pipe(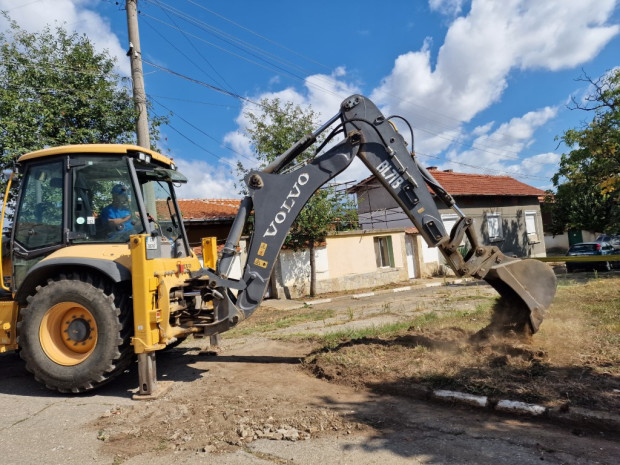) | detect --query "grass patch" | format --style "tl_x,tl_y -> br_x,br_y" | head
304,276 -> 620,411
224,307 -> 335,338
